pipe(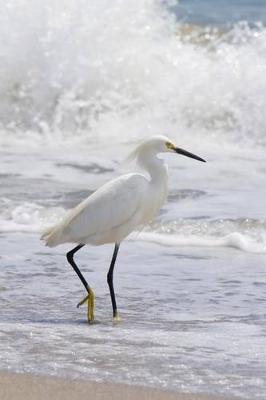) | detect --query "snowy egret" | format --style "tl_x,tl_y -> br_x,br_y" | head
41,135 -> 205,322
